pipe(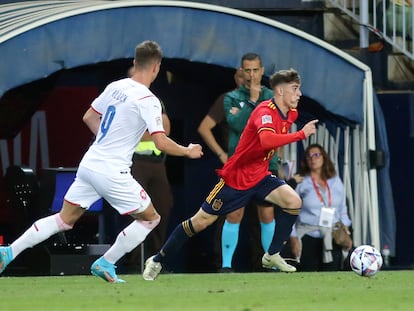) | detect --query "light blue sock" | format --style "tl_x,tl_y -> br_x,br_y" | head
221,220 -> 240,268
260,220 -> 276,253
